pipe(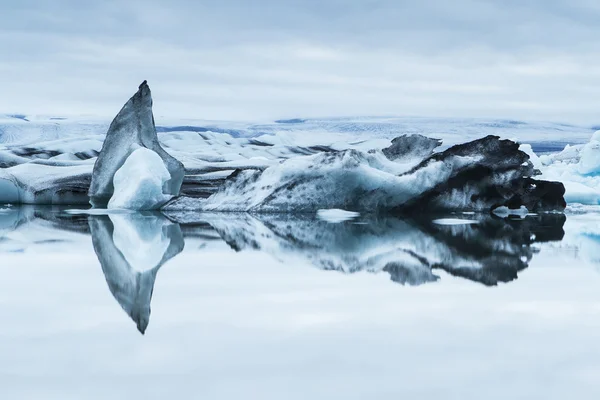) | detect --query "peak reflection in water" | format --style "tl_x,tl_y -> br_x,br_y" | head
88,213 -> 184,334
